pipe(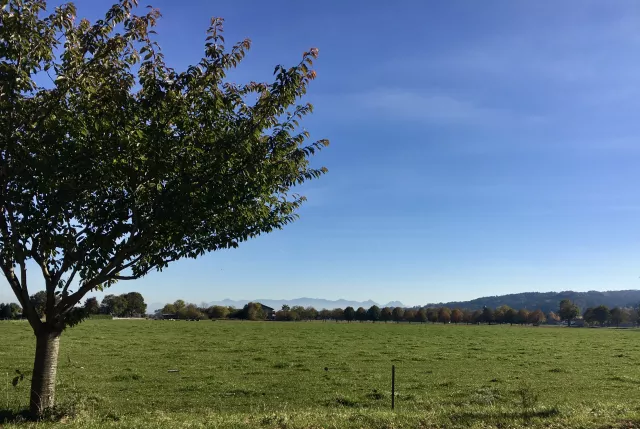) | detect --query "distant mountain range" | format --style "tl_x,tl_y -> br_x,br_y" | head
147,290 -> 640,315
425,290 -> 640,314
147,298 -> 405,313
